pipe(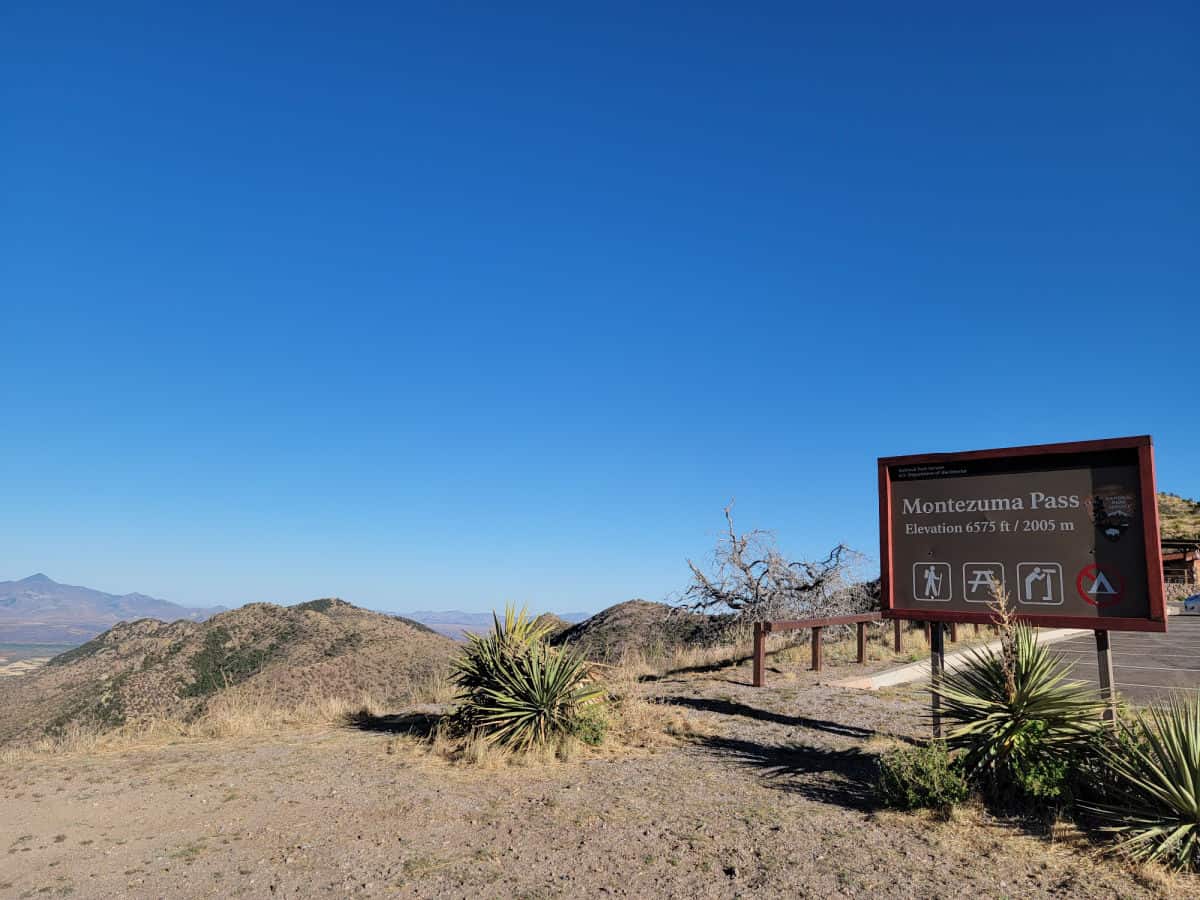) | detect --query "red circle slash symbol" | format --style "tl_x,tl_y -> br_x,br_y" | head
1075,564 -> 1125,608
